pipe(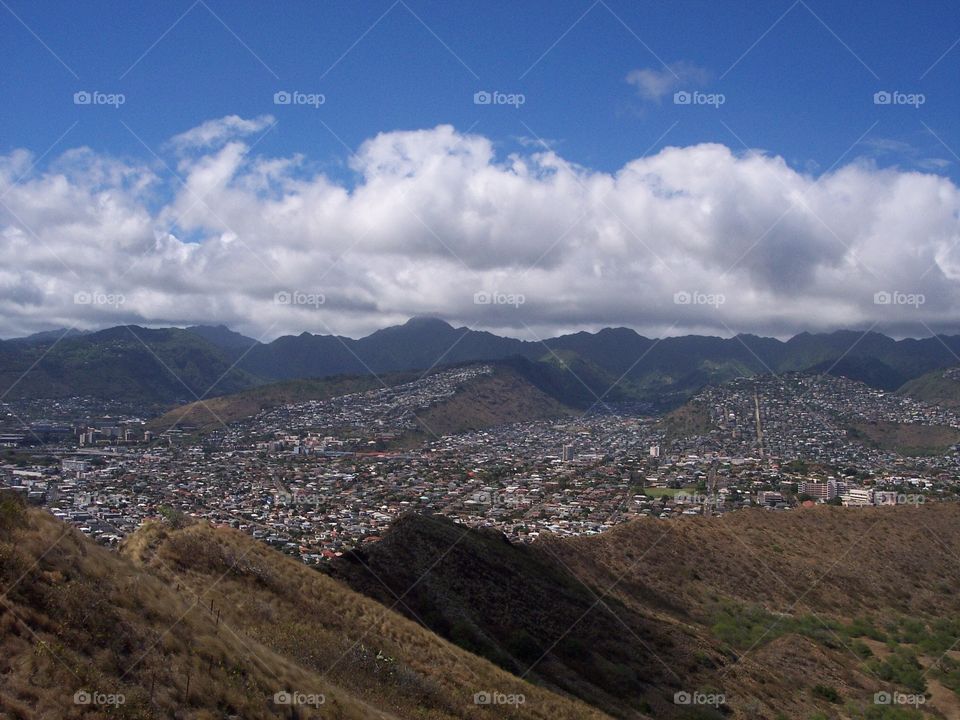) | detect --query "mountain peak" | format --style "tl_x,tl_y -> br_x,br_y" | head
403,316 -> 454,330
